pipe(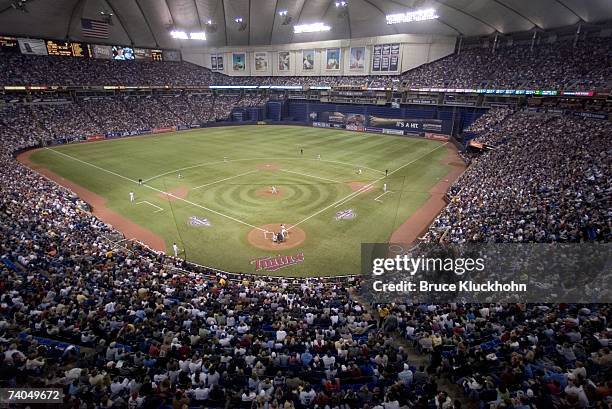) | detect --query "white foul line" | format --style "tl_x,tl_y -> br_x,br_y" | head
374,191 -> 393,202
193,170 -> 258,190
44,148 -> 267,232
136,201 -> 164,213
289,142 -> 448,230
278,169 -> 342,184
